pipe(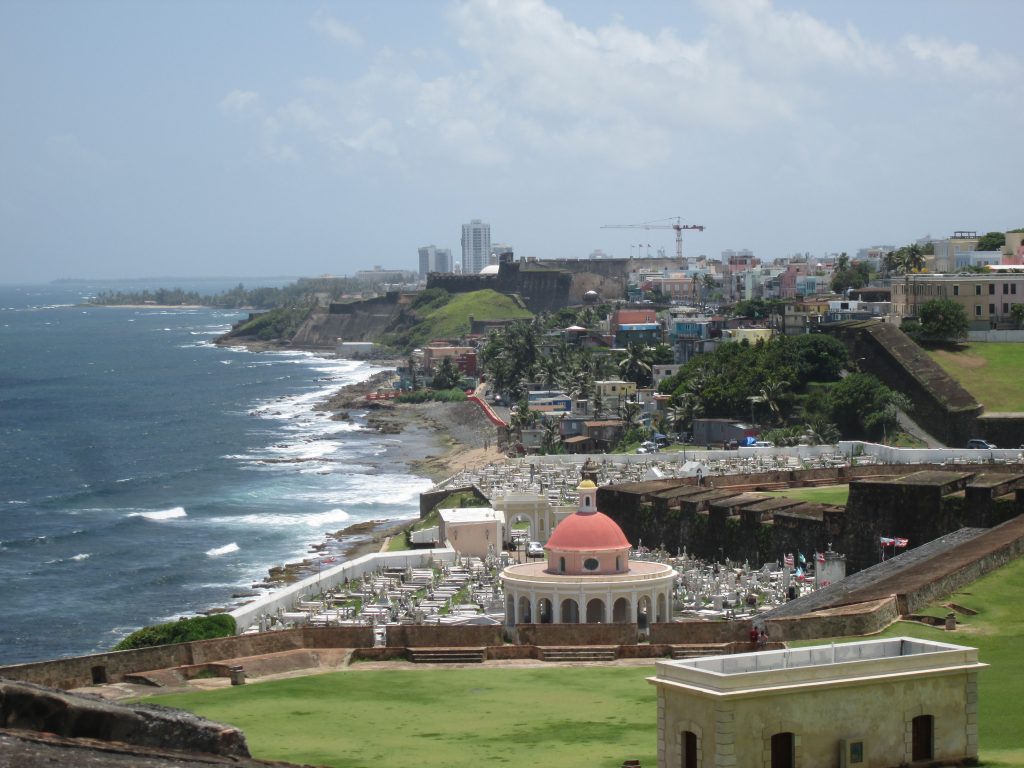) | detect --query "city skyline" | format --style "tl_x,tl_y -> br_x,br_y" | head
2,1 -> 1022,283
